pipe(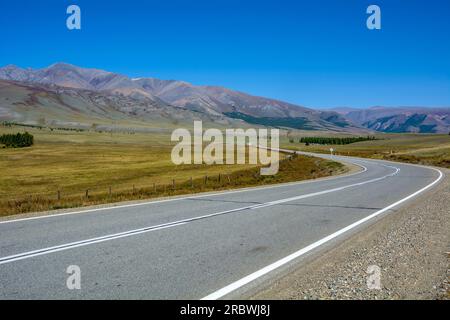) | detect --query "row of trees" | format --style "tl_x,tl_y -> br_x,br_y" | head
0,132 -> 34,148
300,136 -> 377,145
